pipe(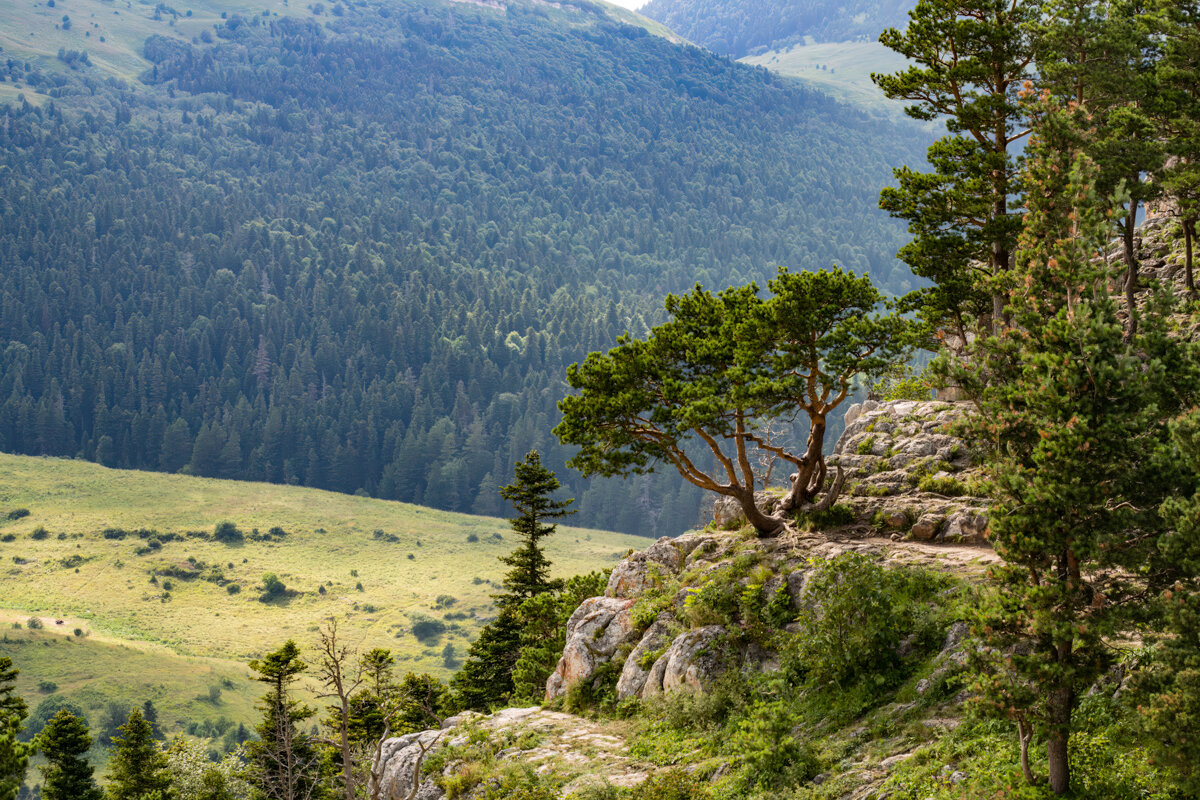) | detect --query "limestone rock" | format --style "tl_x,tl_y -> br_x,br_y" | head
373,729 -> 447,800
642,626 -> 726,697
943,511 -> 988,544
616,617 -> 674,700
546,597 -> 638,699
711,492 -> 774,530
607,537 -> 686,598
